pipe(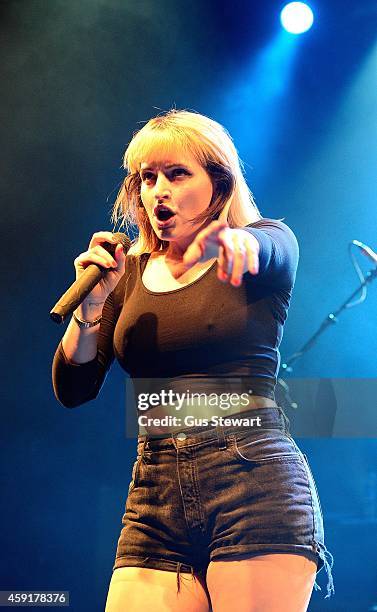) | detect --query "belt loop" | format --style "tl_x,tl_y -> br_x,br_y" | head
171,433 -> 178,451
216,425 -> 227,450
278,406 -> 291,435
141,438 -> 147,458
